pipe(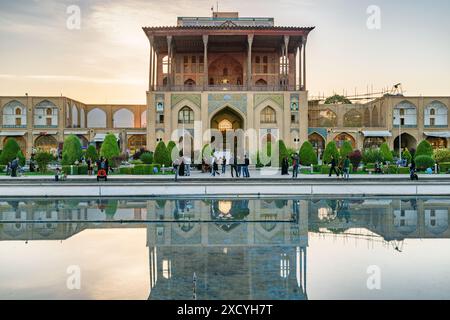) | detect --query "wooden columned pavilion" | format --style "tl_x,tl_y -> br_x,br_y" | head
143,23 -> 314,92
